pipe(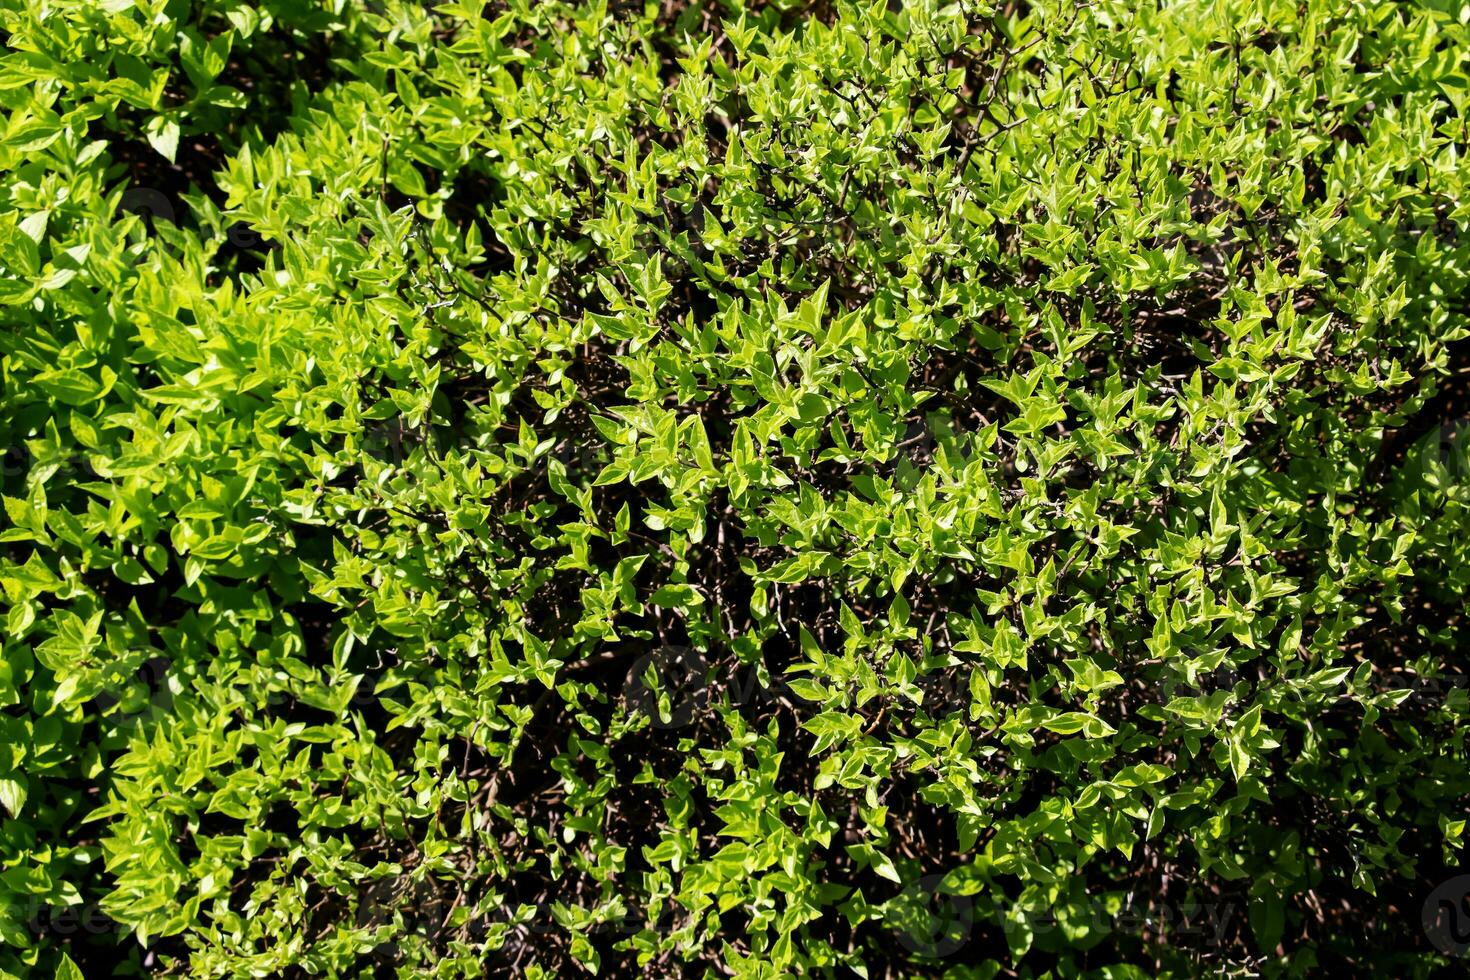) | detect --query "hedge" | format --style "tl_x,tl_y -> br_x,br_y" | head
2,0 -> 1469,977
